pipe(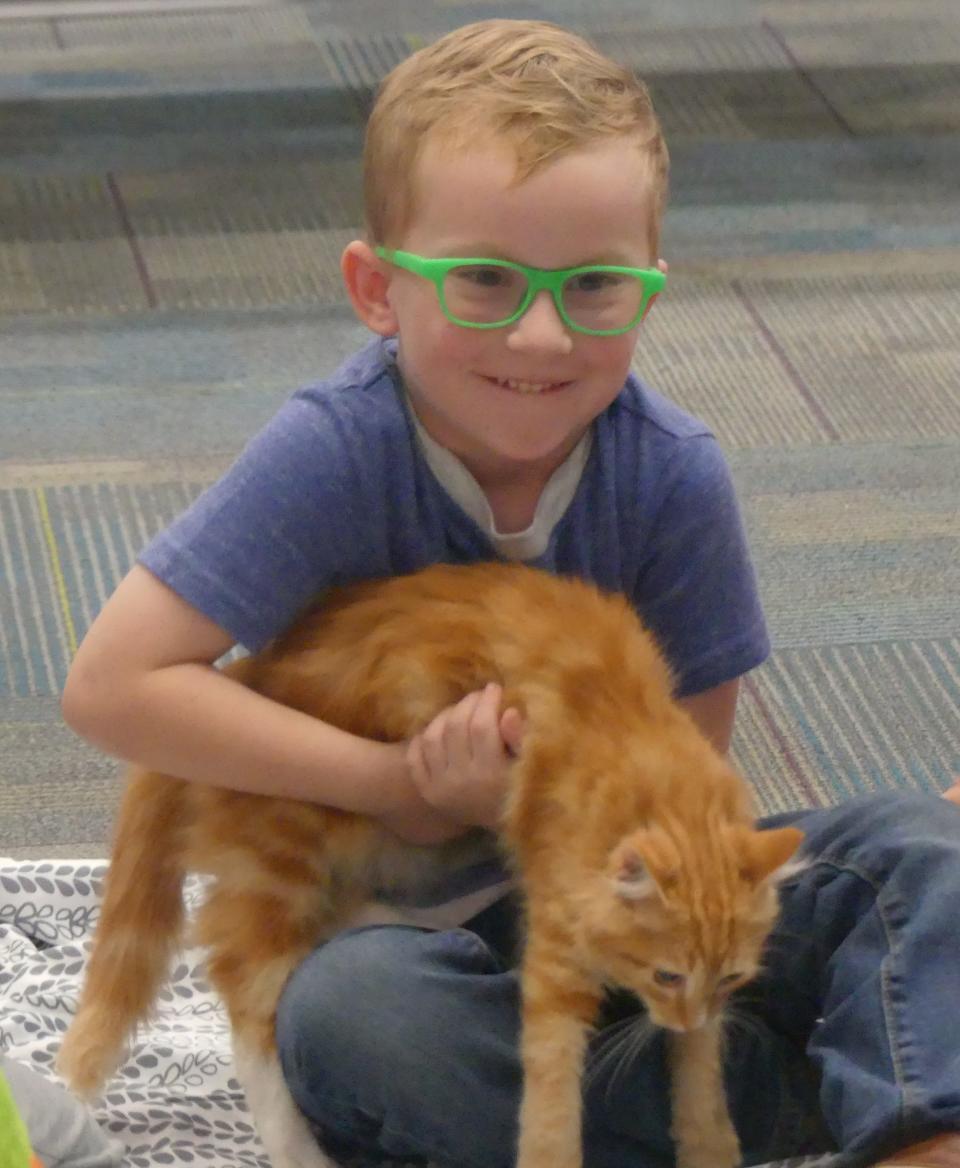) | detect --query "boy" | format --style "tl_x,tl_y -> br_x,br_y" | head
62,20 -> 960,1168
